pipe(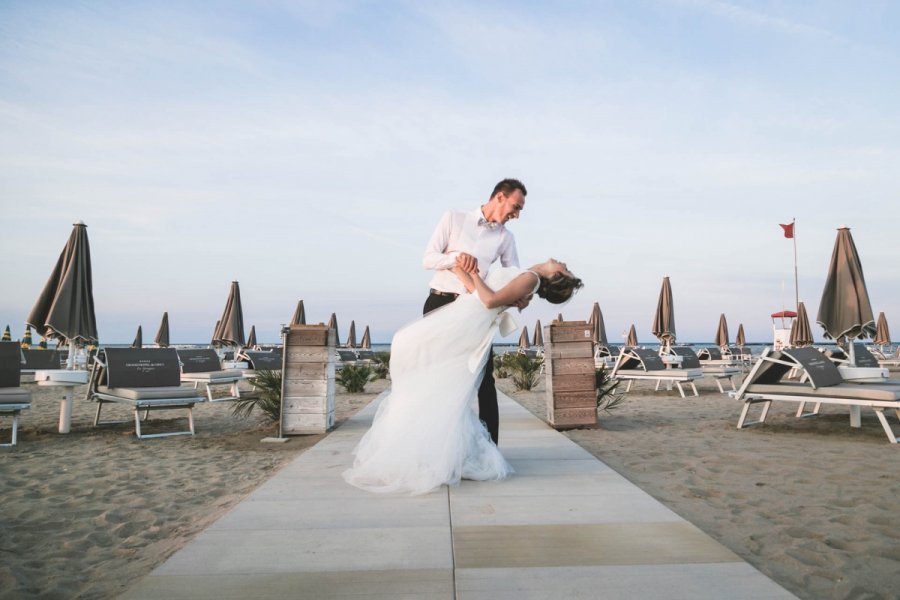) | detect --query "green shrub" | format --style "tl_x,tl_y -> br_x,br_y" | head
371,351 -> 391,379
505,352 -> 543,391
493,353 -> 511,379
337,363 -> 376,393
231,369 -> 282,422
596,366 -> 625,411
